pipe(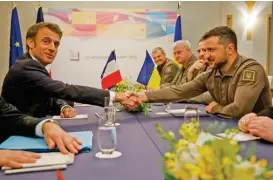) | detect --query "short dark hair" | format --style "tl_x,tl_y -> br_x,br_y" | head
198,37 -> 205,43
202,26 -> 237,51
26,22 -> 63,51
